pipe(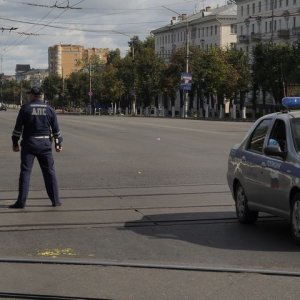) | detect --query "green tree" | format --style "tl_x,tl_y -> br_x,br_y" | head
42,75 -> 63,107
224,47 -> 251,116
65,71 -> 89,108
190,46 -> 229,116
134,38 -> 165,109
252,42 -> 296,107
101,64 -> 125,113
